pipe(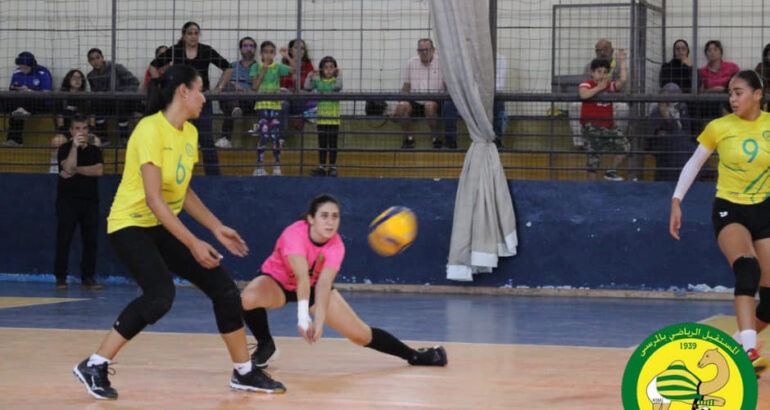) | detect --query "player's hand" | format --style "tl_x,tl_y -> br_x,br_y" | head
189,239 -> 222,269
298,319 -> 314,344
213,225 -> 249,257
669,199 -> 682,240
311,320 -> 324,343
